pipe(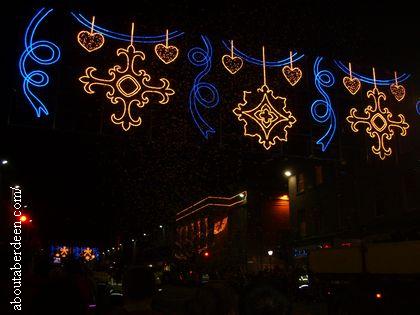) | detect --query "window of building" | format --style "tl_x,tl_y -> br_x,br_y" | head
315,165 -> 323,185
297,173 -> 305,193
